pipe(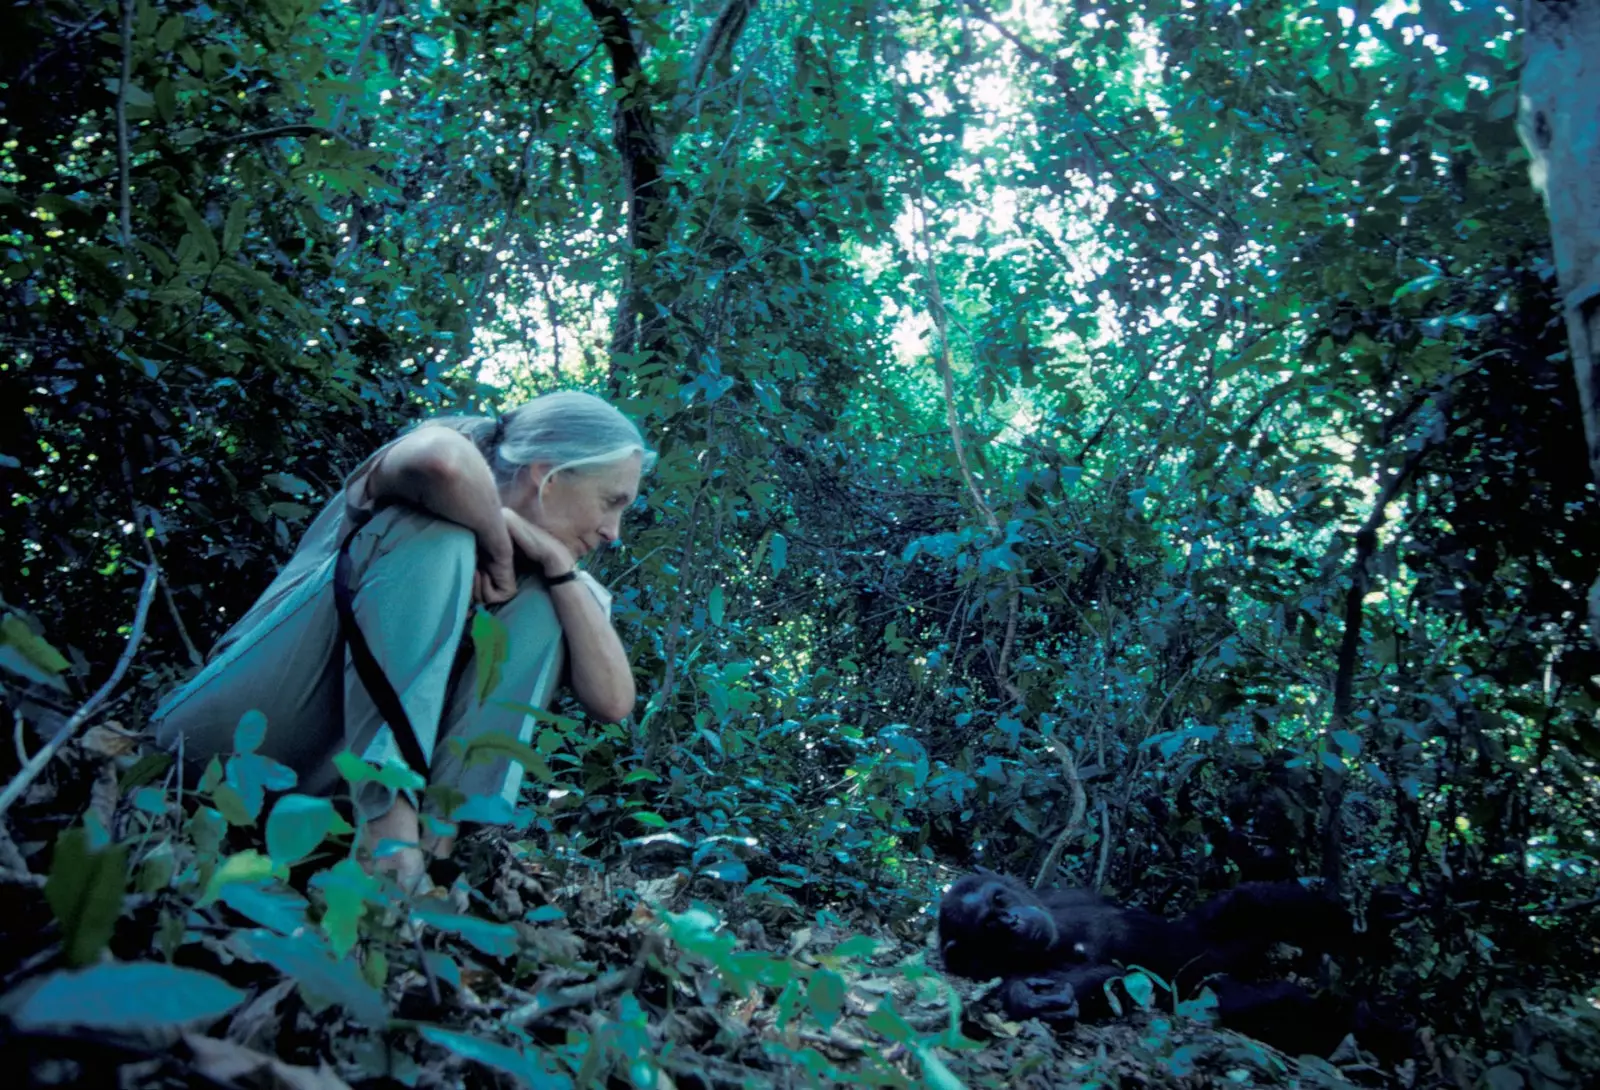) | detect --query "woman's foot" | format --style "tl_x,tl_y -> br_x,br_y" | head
360,797 -> 456,894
